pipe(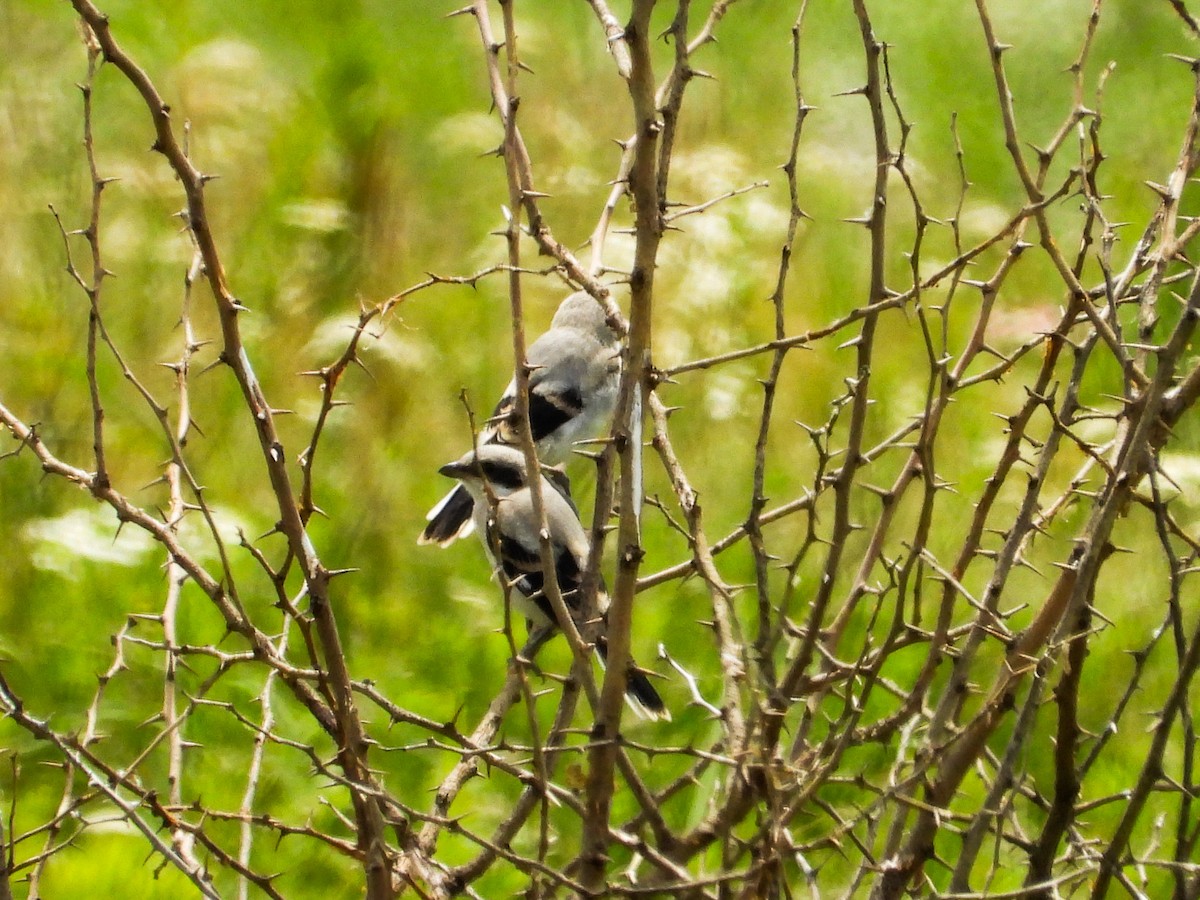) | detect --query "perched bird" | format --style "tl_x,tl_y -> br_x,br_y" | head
420,291 -> 621,547
439,444 -> 668,720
